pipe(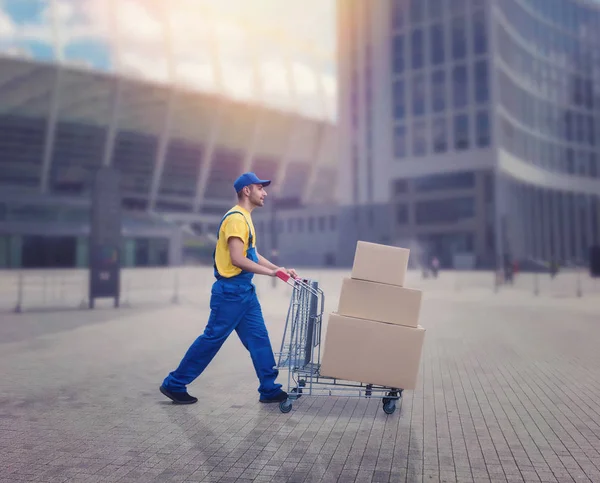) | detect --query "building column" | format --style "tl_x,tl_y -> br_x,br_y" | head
573,192 -> 583,264
534,186 -> 544,261
241,30 -> 265,174
149,7 -> 176,211
9,235 -> 22,268
102,0 -> 122,168
76,236 -> 88,268
303,63 -> 333,203
193,19 -> 225,212
591,196 -> 600,245
0,236 -> 8,268
40,0 -> 64,194
545,188 -> 555,263
562,190 -> 572,264
587,195 -> 595,256
148,90 -> 176,211
273,52 -> 300,192
551,190 -> 561,264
